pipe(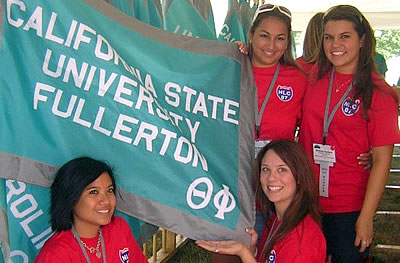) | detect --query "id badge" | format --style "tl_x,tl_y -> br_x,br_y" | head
255,140 -> 271,159
313,144 -> 336,163
313,144 -> 335,197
